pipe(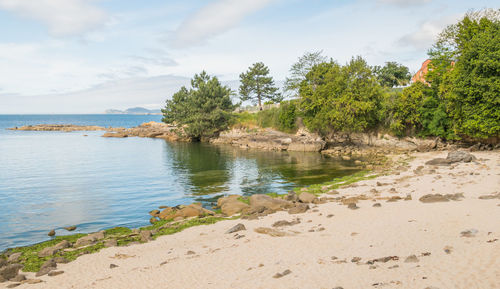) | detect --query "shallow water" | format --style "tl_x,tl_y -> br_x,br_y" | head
0,115 -> 359,250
